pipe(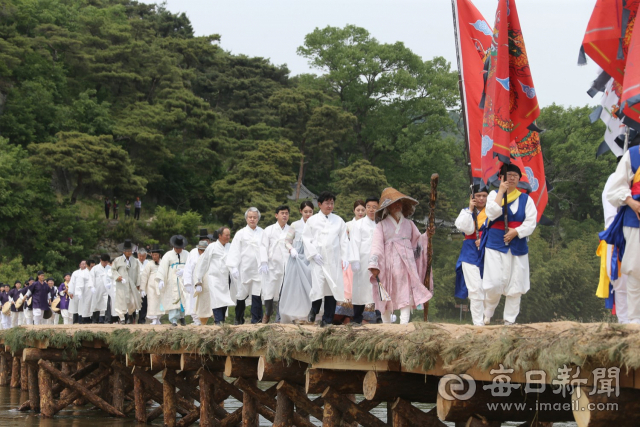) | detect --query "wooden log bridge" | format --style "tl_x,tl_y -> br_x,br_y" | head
0,322 -> 639,426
